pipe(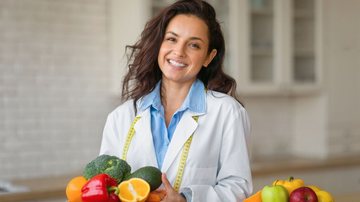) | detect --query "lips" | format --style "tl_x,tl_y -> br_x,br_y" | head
167,59 -> 187,68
